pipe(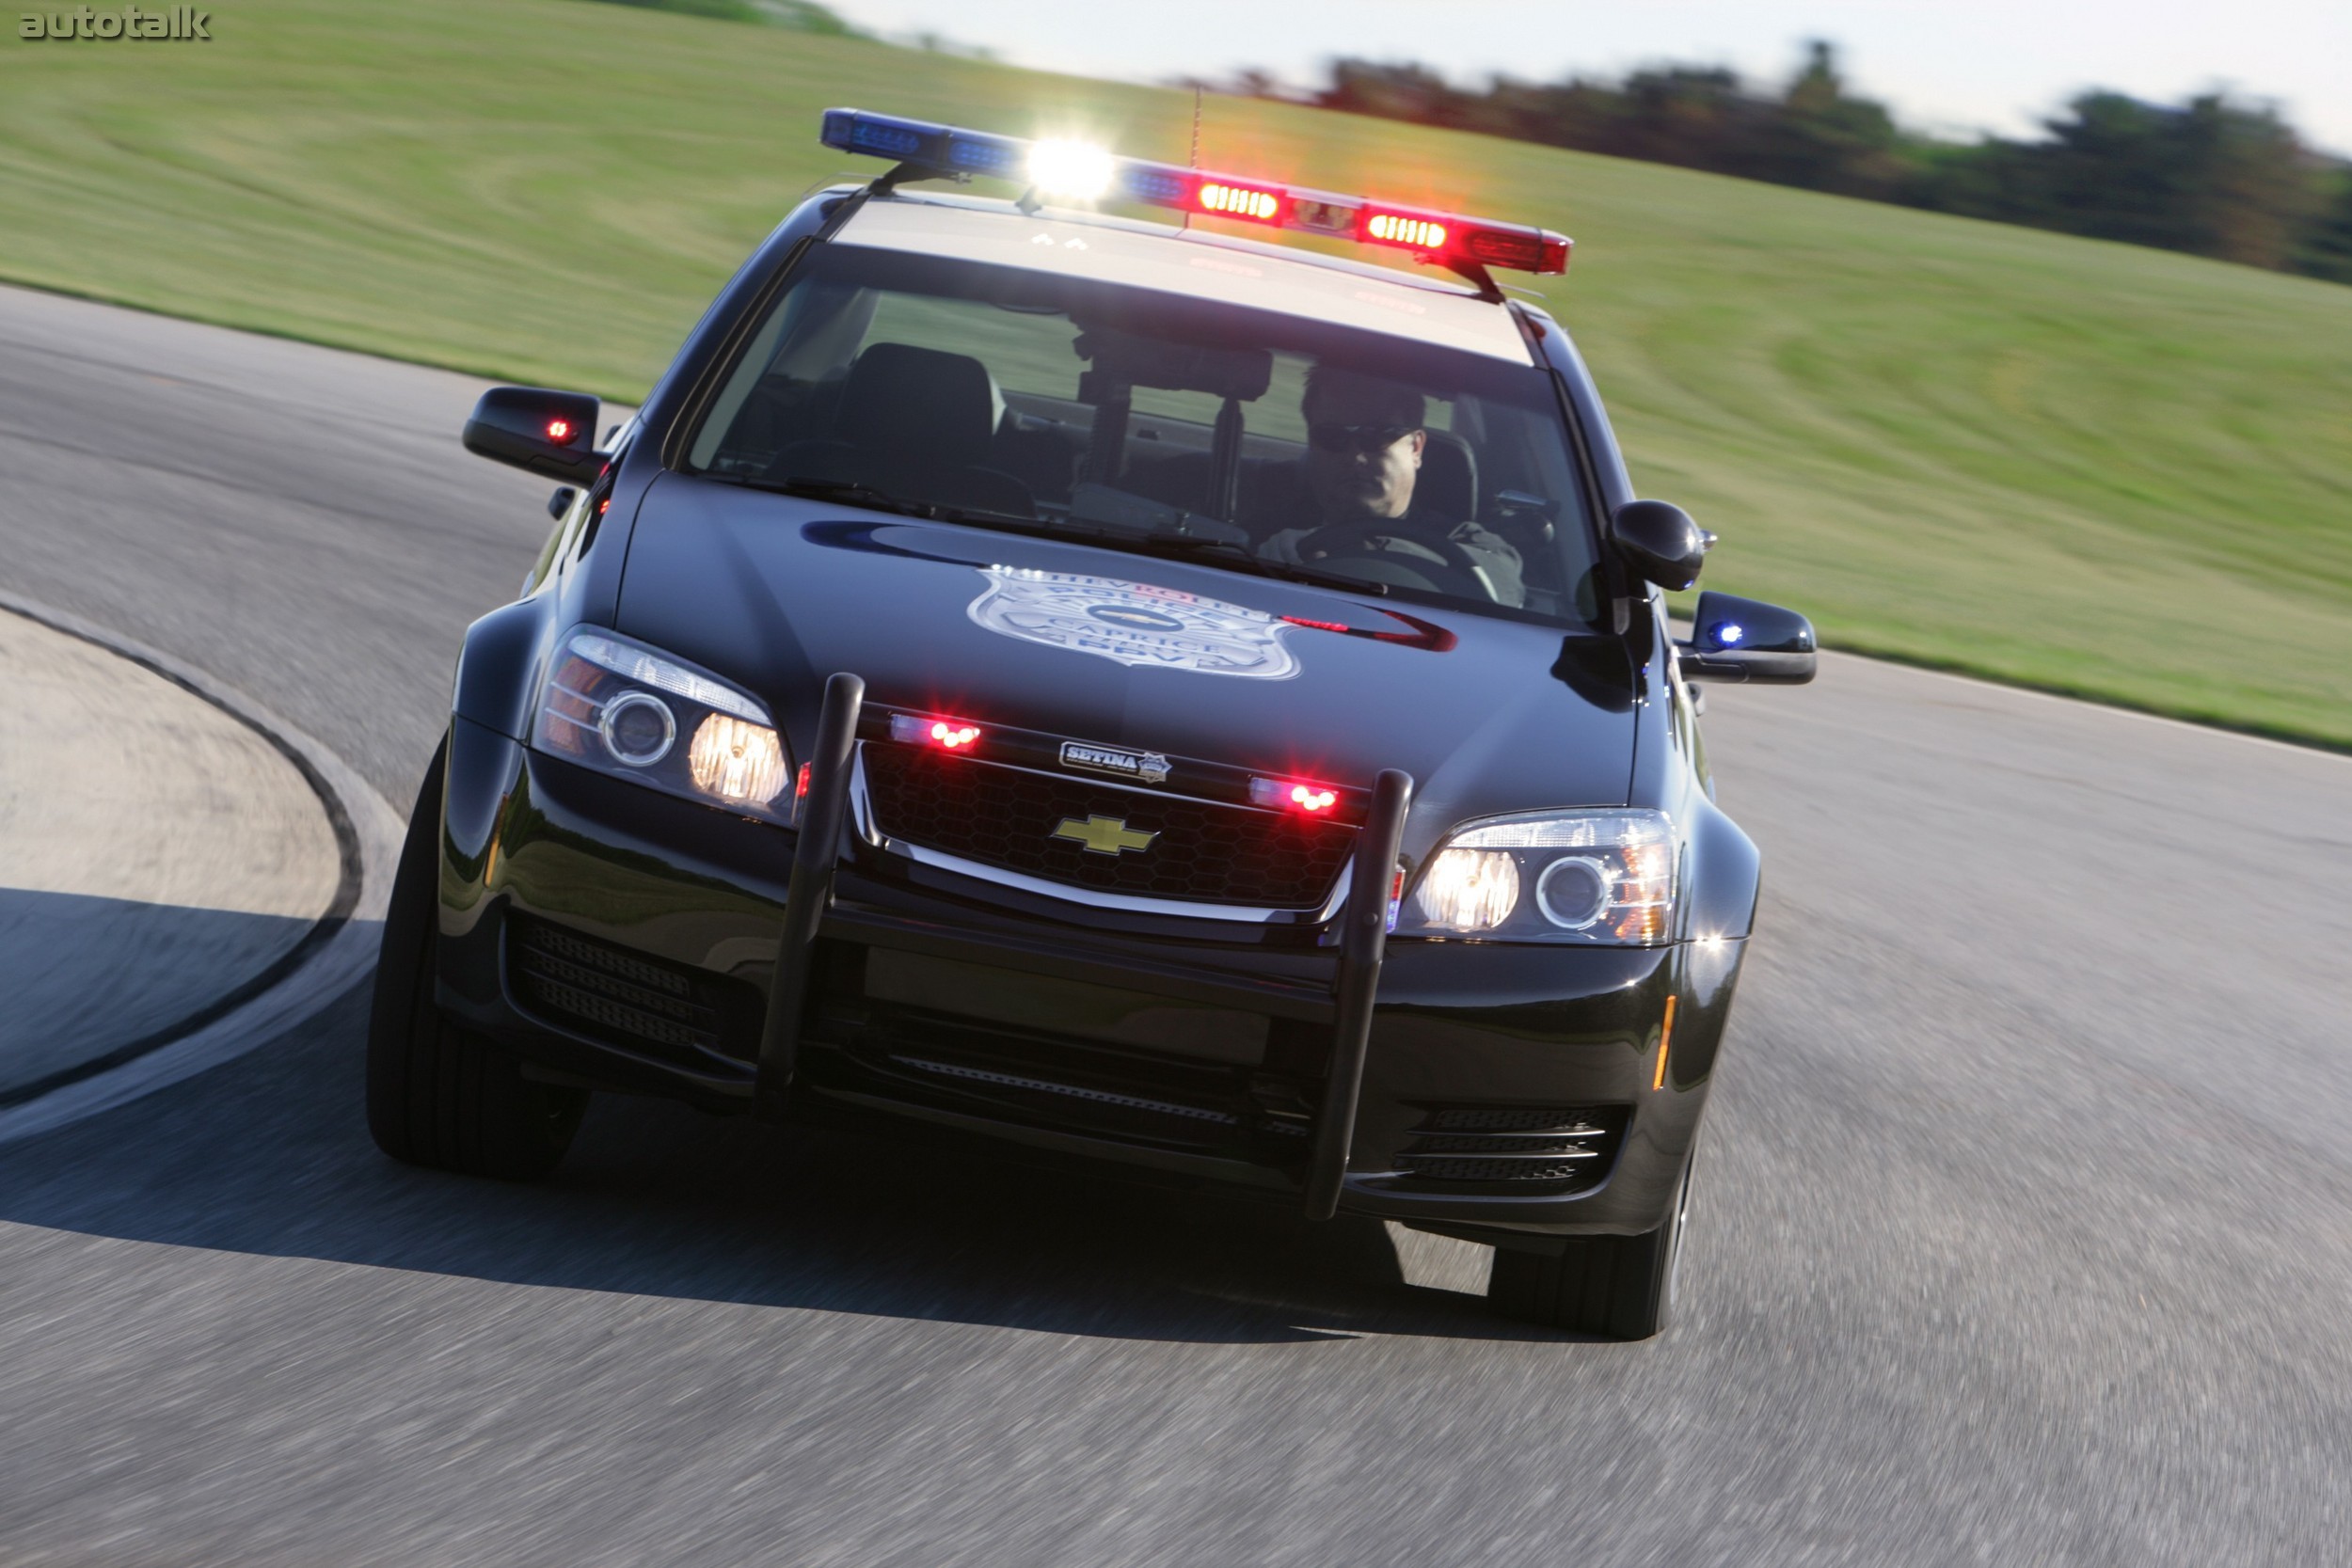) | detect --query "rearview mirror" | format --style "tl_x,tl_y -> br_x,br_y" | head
463,387 -> 604,485
1609,500 -> 1710,591
1677,592 -> 1816,685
